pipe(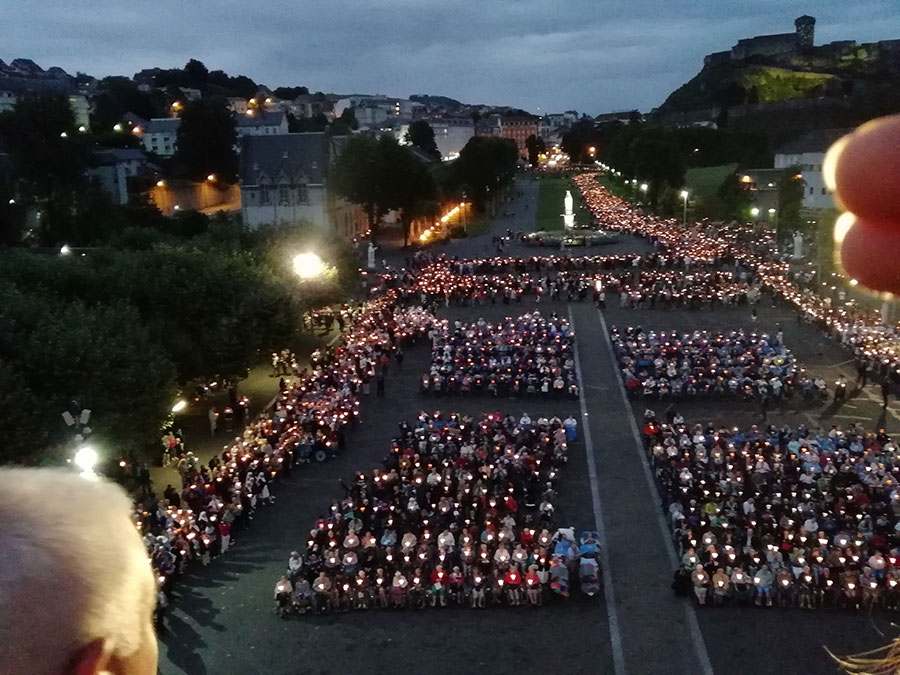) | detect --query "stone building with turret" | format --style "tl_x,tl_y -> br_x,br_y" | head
705,15 -> 816,66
